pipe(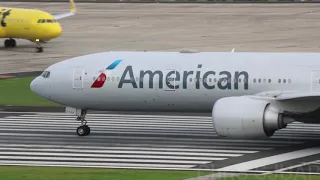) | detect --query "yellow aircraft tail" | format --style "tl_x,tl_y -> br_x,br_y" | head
54,0 -> 77,20
70,0 -> 76,13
